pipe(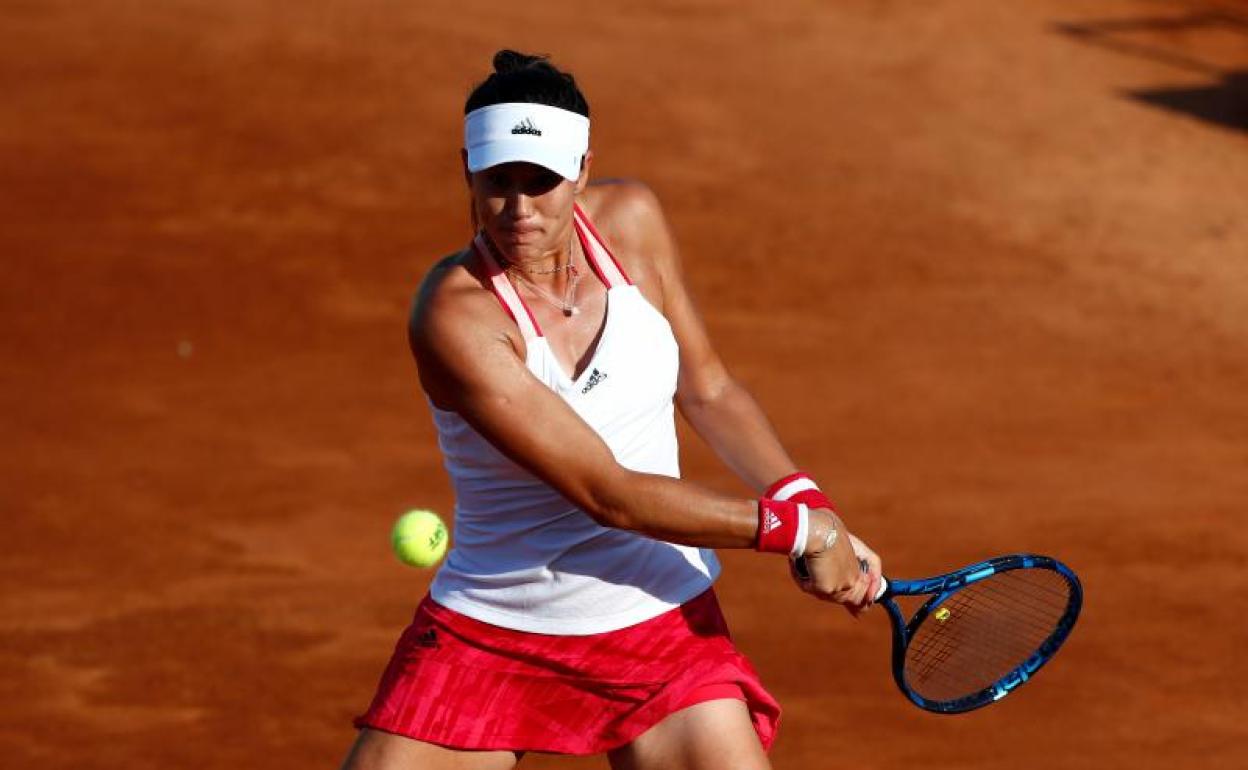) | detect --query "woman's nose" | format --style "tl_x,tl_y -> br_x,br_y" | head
505,192 -> 533,218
